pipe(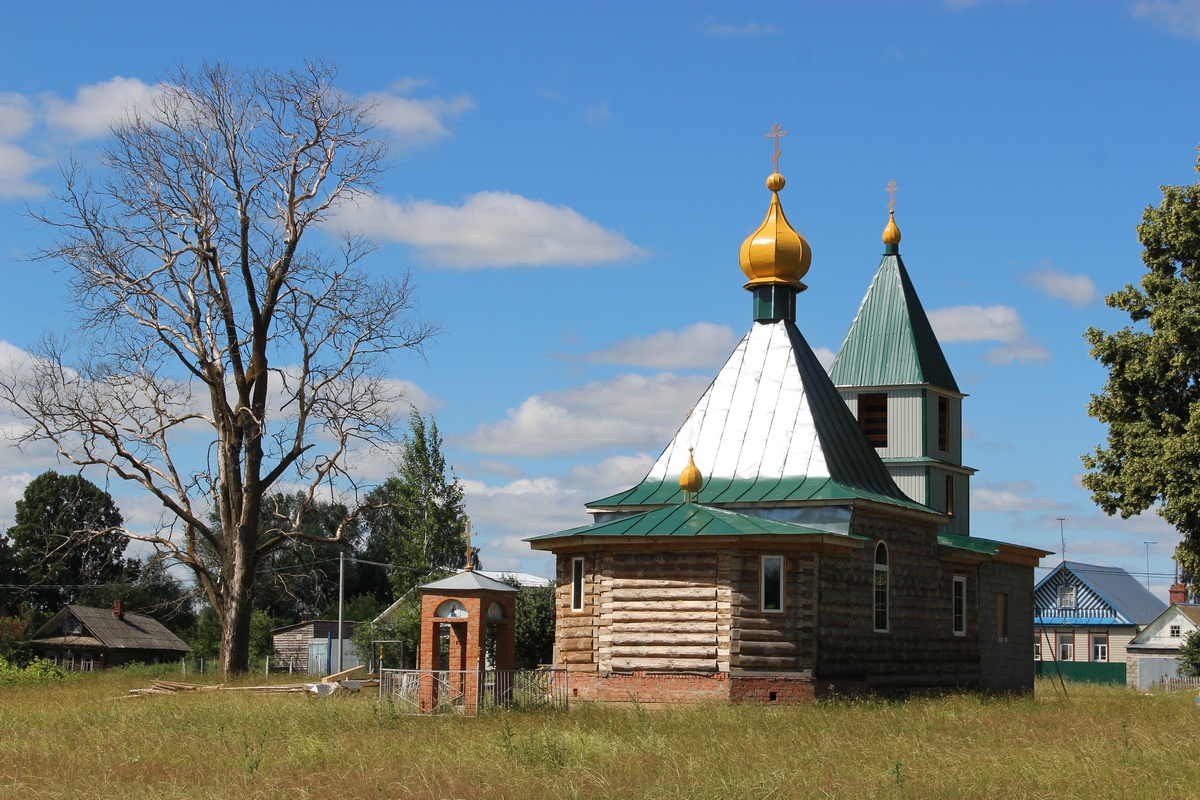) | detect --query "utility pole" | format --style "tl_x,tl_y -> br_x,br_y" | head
1057,518 -> 1068,564
337,552 -> 345,673
1144,542 -> 1157,590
